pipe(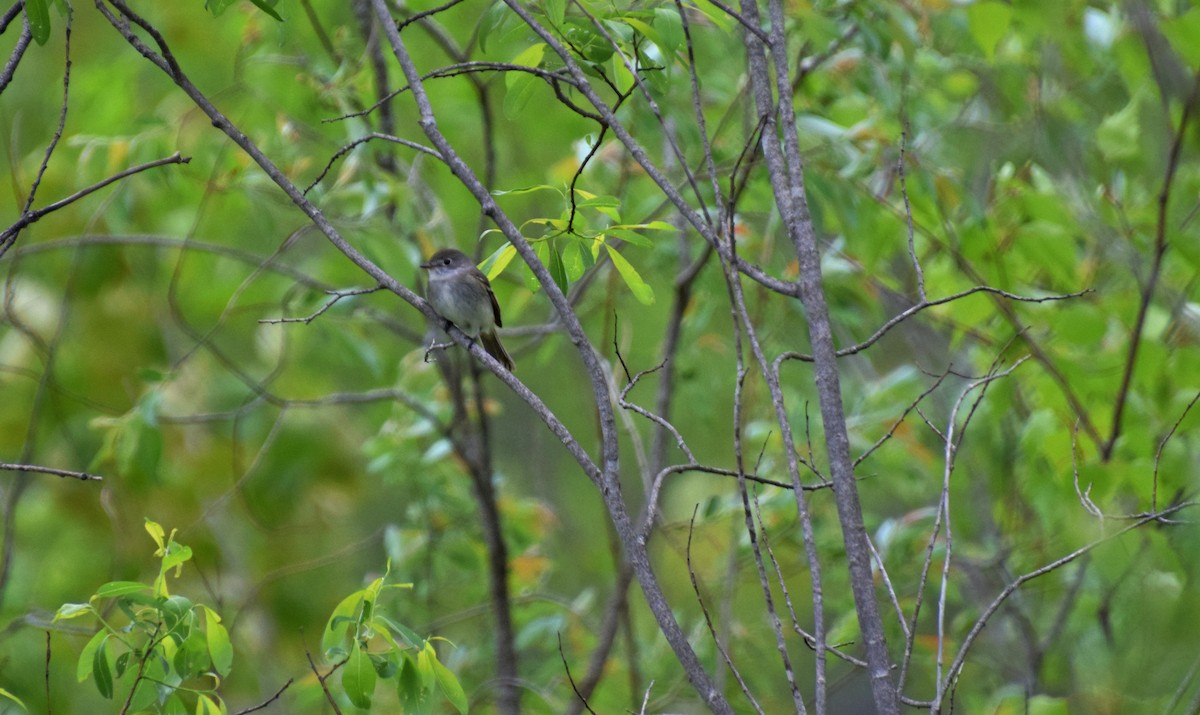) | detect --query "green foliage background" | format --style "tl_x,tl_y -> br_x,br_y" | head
1,0 -> 1199,712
